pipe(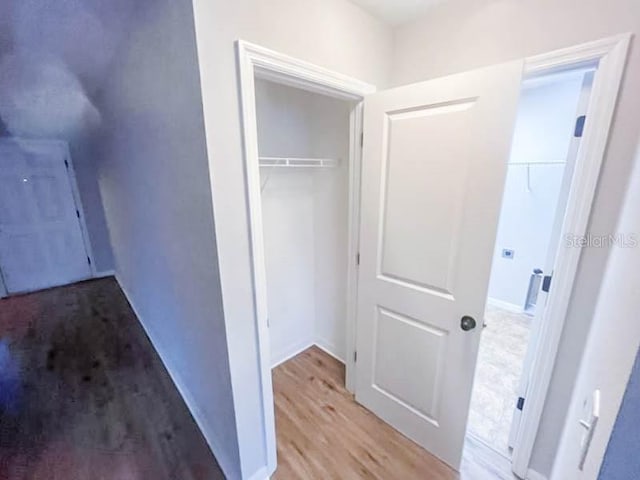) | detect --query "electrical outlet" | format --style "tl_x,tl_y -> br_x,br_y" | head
502,248 -> 515,259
